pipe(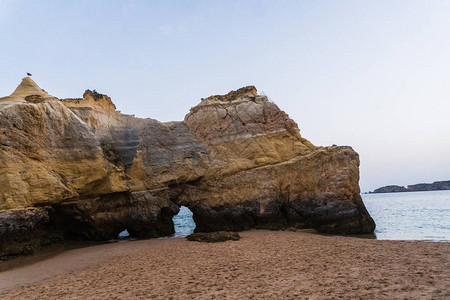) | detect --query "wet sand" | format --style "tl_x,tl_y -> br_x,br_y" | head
1,230 -> 449,299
